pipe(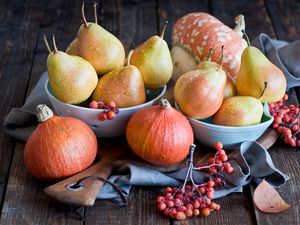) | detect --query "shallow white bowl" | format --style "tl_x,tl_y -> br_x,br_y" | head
175,102 -> 274,149
45,79 -> 166,137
